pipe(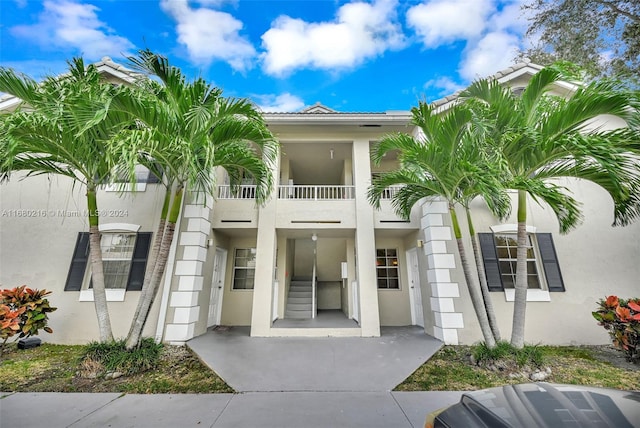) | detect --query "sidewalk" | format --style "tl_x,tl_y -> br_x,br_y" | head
1,391 -> 463,428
